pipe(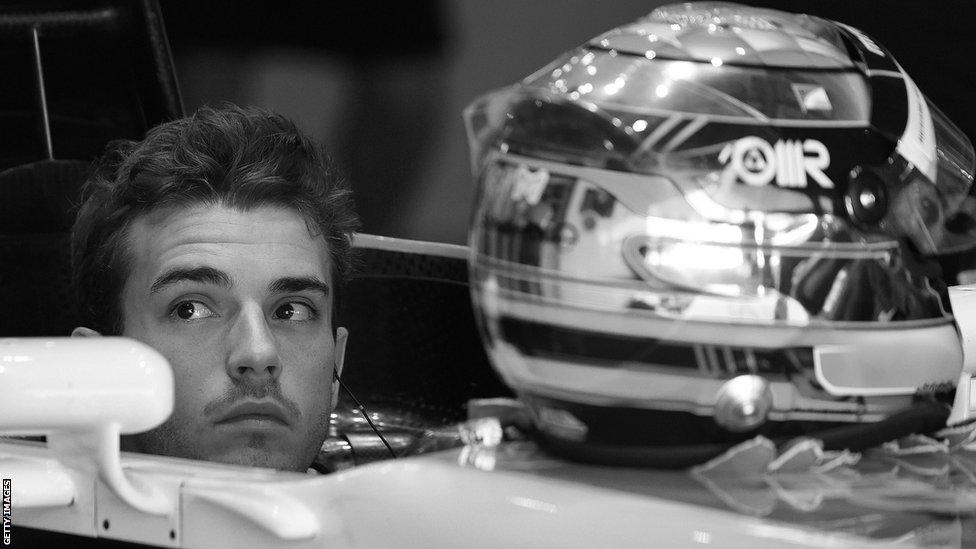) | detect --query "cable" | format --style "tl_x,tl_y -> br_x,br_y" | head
333,371 -> 397,459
